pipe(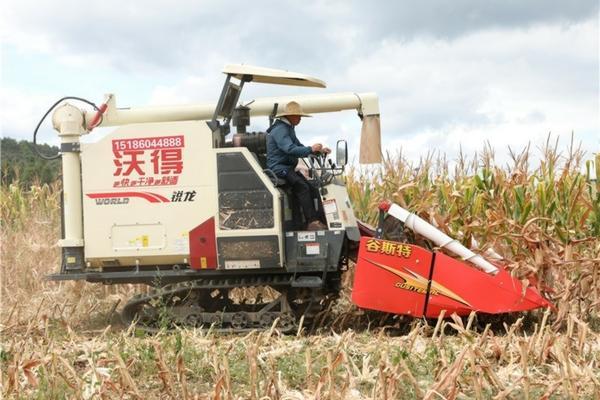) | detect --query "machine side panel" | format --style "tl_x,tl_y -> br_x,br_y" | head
214,148 -> 283,269
81,121 -> 217,267
284,230 -> 345,272
217,236 -> 280,269
217,152 -> 274,229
